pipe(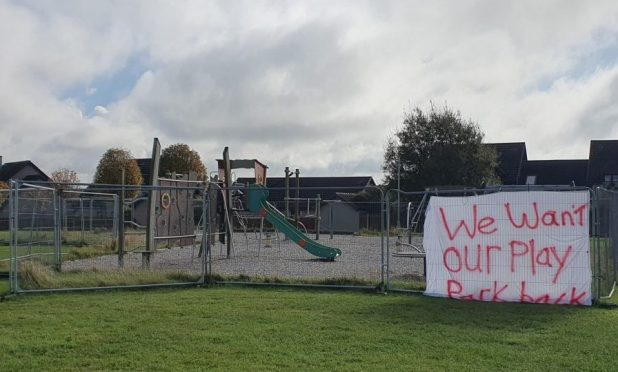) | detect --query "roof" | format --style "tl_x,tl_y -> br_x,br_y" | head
235,176 -> 376,202
524,160 -> 588,186
485,142 -> 527,185
587,140 -> 618,185
0,160 -> 50,182
216,159 -> 268,170
487,140 -> 618,187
